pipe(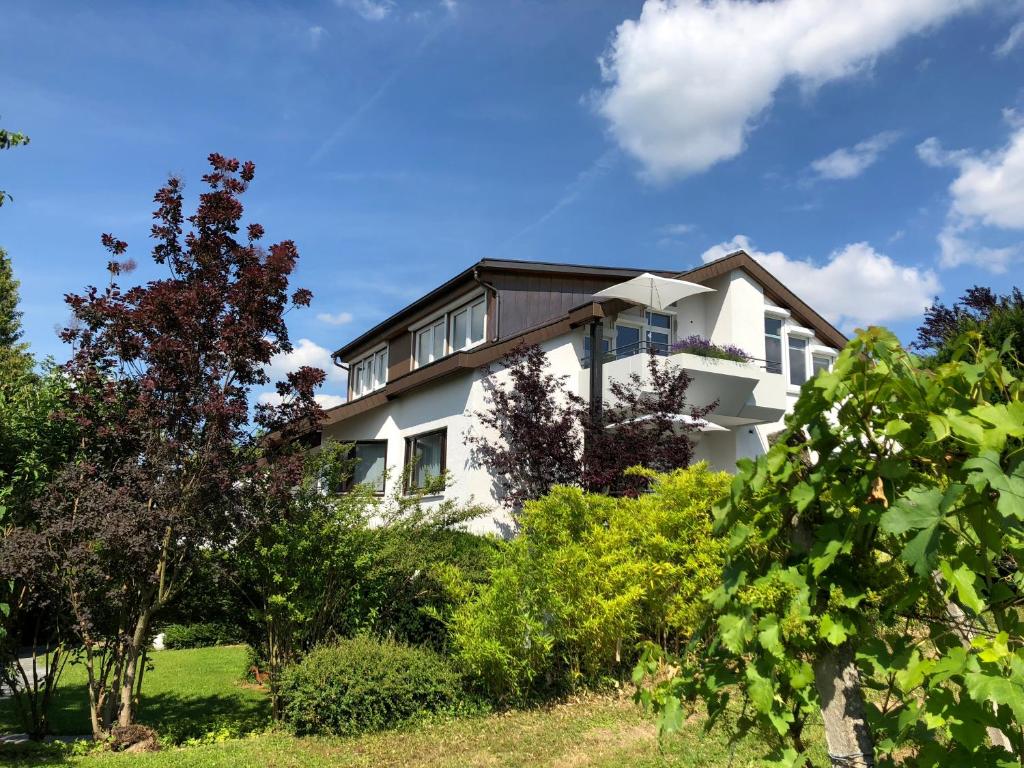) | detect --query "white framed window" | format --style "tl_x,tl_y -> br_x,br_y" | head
644,310 -> 672,354
415,317 -> 447,368
788,336 -> 808,386
764,316 -> 783,374
350,345 -> 389,398
449,296 -> 486,352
